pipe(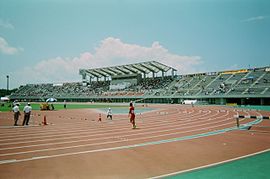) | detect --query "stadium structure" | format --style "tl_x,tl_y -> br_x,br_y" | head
9,61 -> 270,105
